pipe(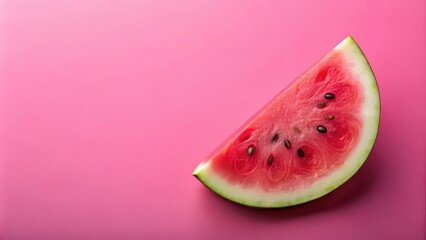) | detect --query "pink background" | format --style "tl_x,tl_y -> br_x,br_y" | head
0,0 -> 425,239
